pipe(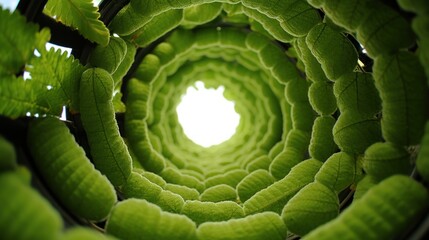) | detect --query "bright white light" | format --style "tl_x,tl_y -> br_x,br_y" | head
60,106 -> 67,120
0,0 -> 19,11
93,0 -> 102,6
176,81 -> 240,148
46,43 -> 72,57
23,71 -> 31,80
360,43 -> 367,54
